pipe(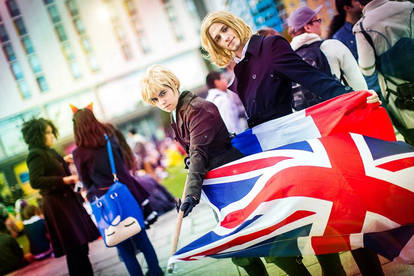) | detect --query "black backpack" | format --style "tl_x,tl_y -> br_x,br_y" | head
292,41 -> 335,111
